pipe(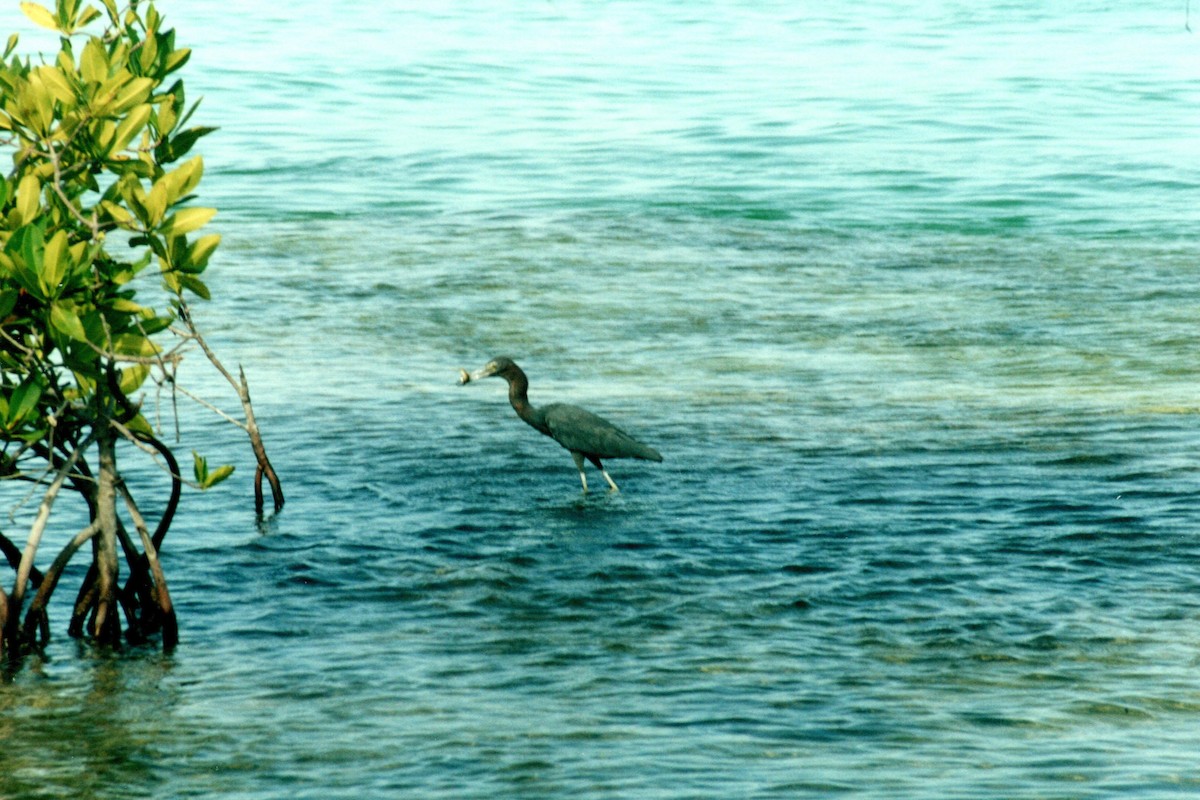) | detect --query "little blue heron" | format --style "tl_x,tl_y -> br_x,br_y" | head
459,357 -> 663,491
